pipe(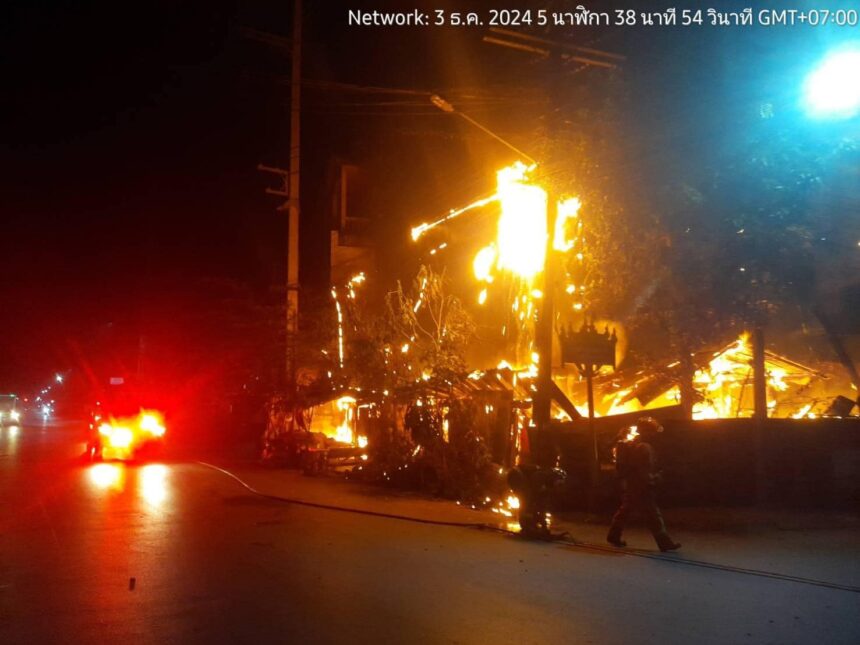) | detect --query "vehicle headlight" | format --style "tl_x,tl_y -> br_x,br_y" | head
107,427 -> 134,449
10,411 -> 20,422
139,413 -> 166,437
